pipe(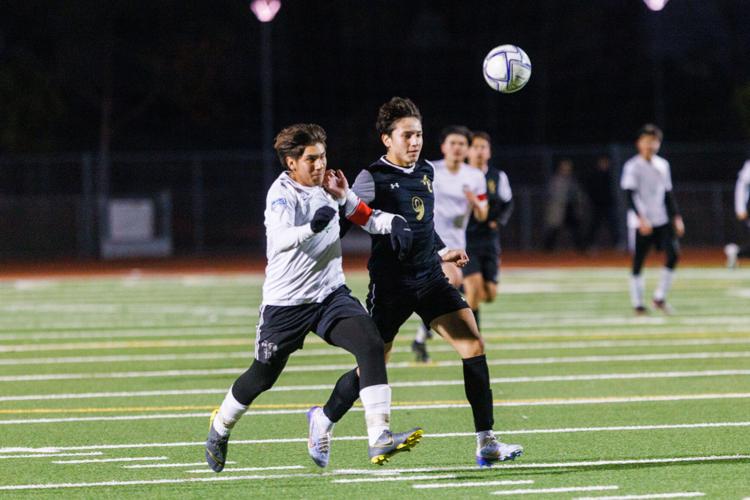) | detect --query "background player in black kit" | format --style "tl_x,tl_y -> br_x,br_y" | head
463,131 -> 514,331
319,97 -> 523,467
